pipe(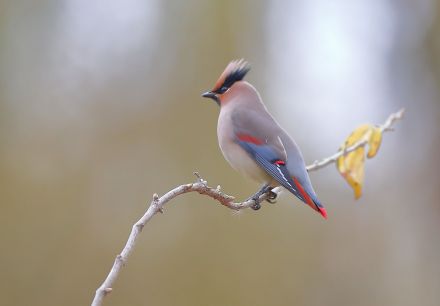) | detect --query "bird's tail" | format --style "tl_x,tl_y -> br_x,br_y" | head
291,177 -> 327,219
311,197 -> 327,219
